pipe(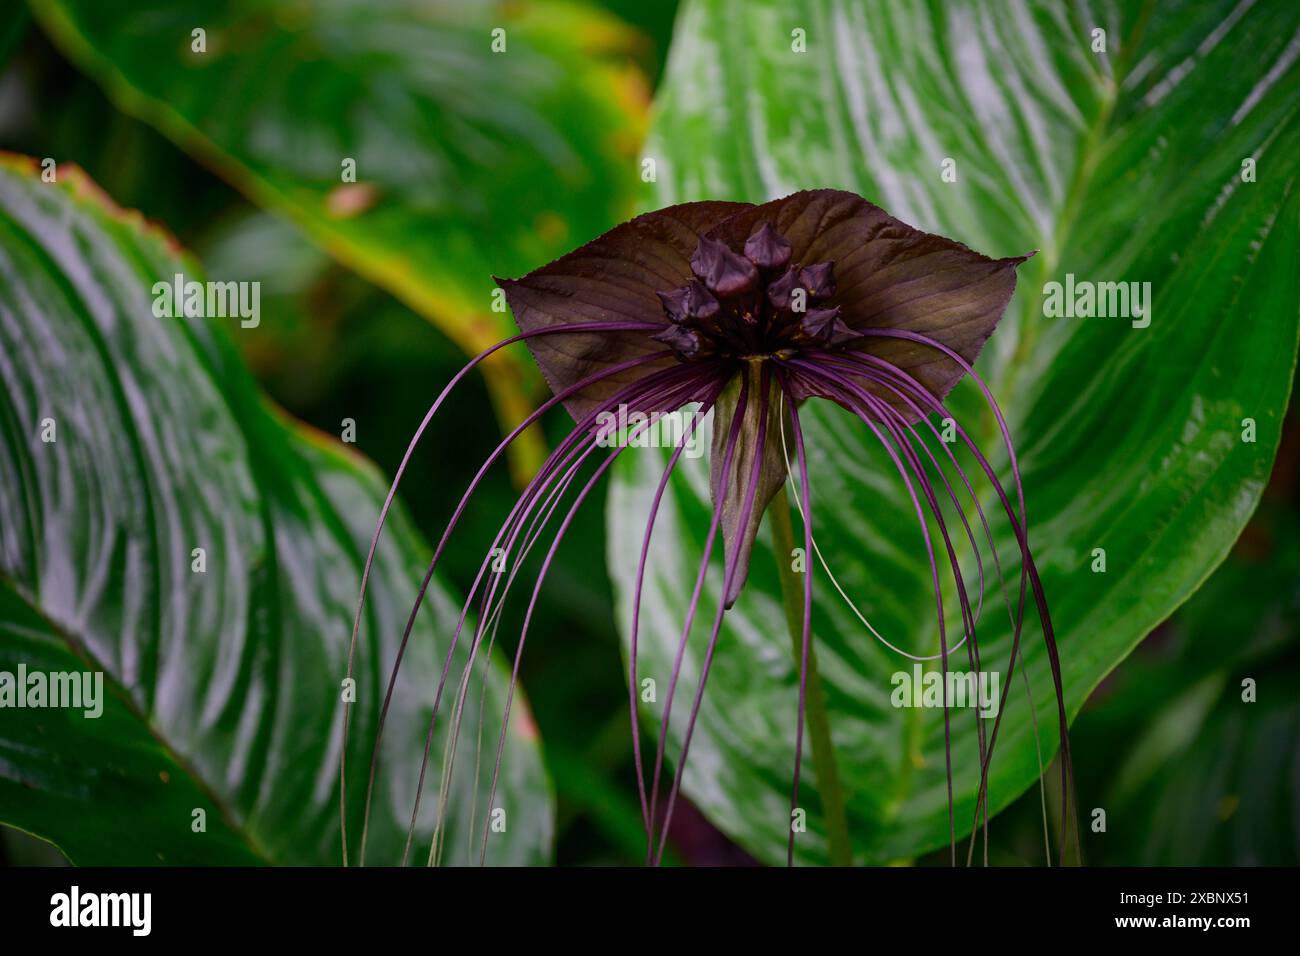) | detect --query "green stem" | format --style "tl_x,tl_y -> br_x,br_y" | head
769,482 -> 853,866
